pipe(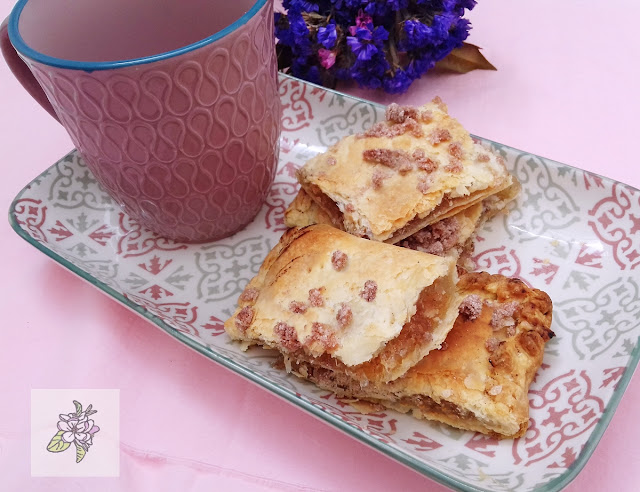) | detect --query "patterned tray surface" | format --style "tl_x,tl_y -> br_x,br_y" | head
10,74 -> 640,492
